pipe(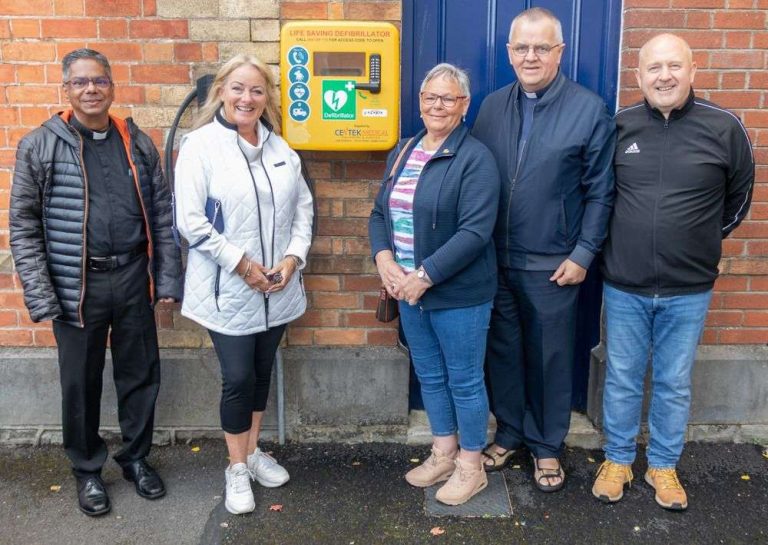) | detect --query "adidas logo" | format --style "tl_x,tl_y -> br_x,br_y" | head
624,142 -> 640,154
